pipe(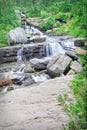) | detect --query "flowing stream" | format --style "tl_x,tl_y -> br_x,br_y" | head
1,16 -> 77,92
